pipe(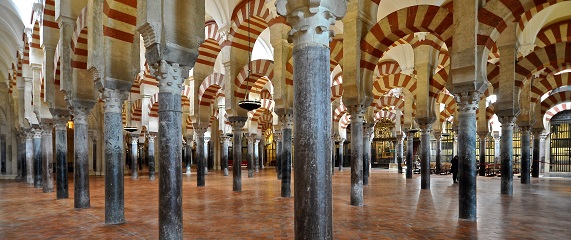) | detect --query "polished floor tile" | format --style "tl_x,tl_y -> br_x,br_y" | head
1,168 -> 571,239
